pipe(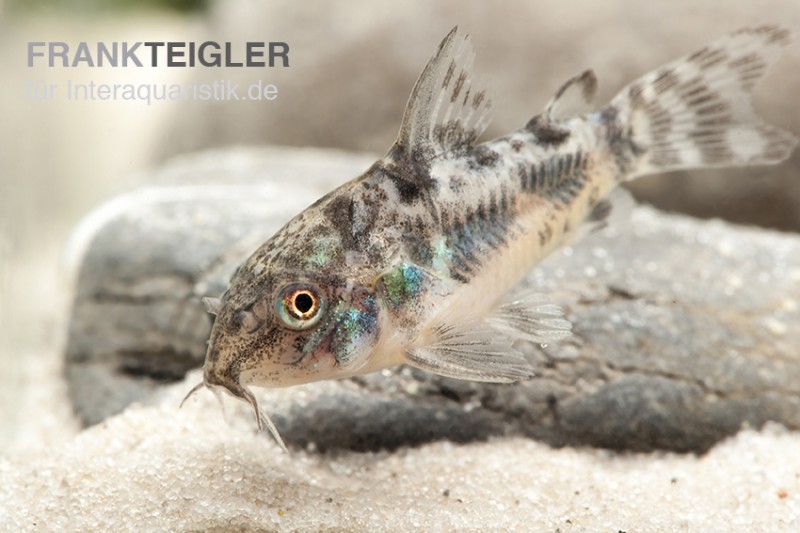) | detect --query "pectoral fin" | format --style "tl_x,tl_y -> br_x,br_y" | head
404,291 -> 572,382
406,323 -> 534,382
488,290 -> 573,343
202,296 -> 222,316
